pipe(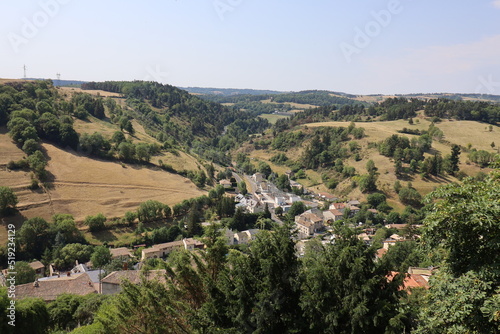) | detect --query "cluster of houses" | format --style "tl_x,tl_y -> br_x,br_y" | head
4,171 -> 432,302
234,172 -> 319,215
291,201 -> 377,240
140,228 -> 261,261
3,227 -> 264,302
